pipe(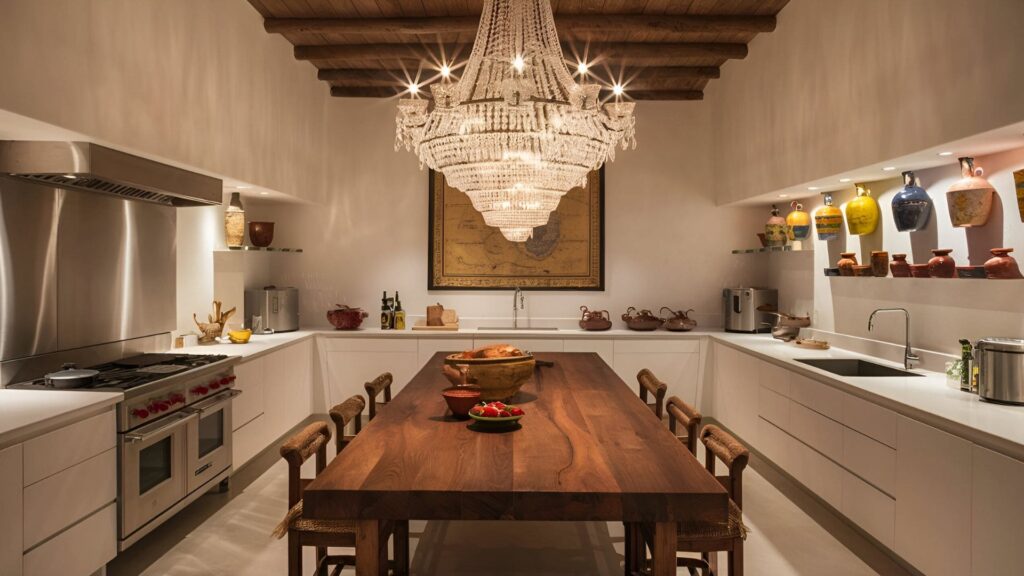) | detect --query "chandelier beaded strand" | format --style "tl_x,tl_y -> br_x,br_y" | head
395,0 -> 637,242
